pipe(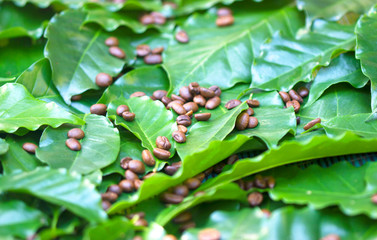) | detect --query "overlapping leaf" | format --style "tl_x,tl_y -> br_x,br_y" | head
83,217 -> 134,240
0,138 -> 9,155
